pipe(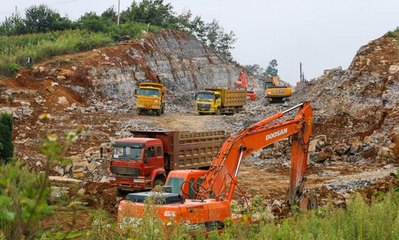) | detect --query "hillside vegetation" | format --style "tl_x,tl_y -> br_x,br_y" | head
0,31 -> 115,77
0,0 -> 236,78
385,27 -> 399,40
